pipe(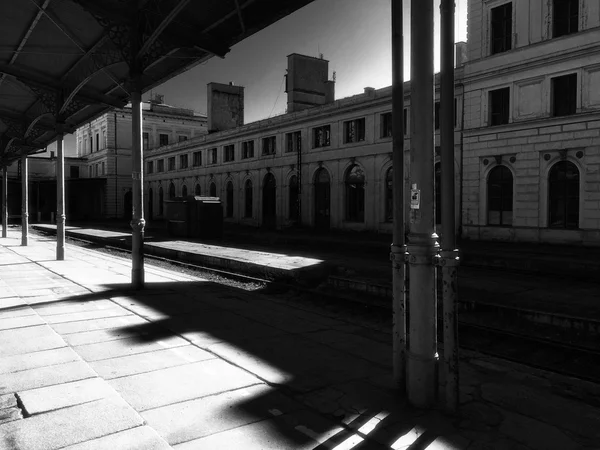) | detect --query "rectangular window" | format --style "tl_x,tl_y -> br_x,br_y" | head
180,154 -> 188,169
88,166 -> 92,177
70,166 -> 79,179
102,129 -> 106,149
193,151 -> 202,167
434,102 -> 441,130
381,112 -> 392,138
404,108 -> 408,135
89,136 -> 93,152
147,161 -> 154,174
553,0 -> 578,38
94,164 -> 98,177
490,2 -> 512,55
343,118 -> 366,143
210,148 -> 217,164
168,157 -> 175,171
262,136 -> 276,155
157,159 -> 164,172
313,125 -> 331,148
224,144 -> 235,162
95,133 -> 99,152
286,131 -> 301,152
489,87 -> 510,126
552,73 -> 577,117
159,133 -> 169,146
143,132 -> 149,151
178,135 -> 188,142
242,140 -> 255,159
101,162 -> 105,175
